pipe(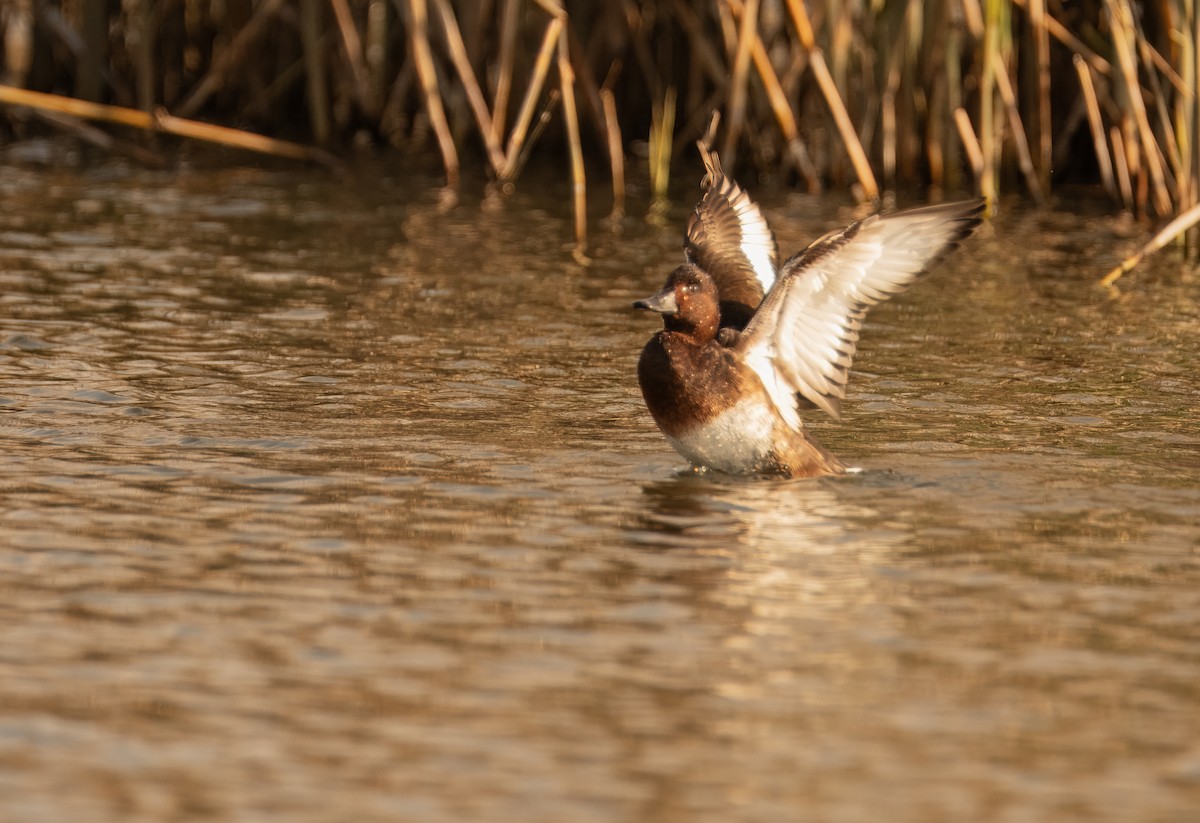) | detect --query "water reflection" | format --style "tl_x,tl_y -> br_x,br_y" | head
634,471 -> 909,622
636,472 -> 878,547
